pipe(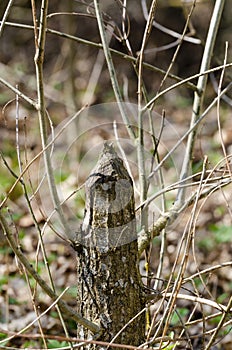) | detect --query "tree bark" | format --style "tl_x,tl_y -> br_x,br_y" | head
76,143 -> 145,349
